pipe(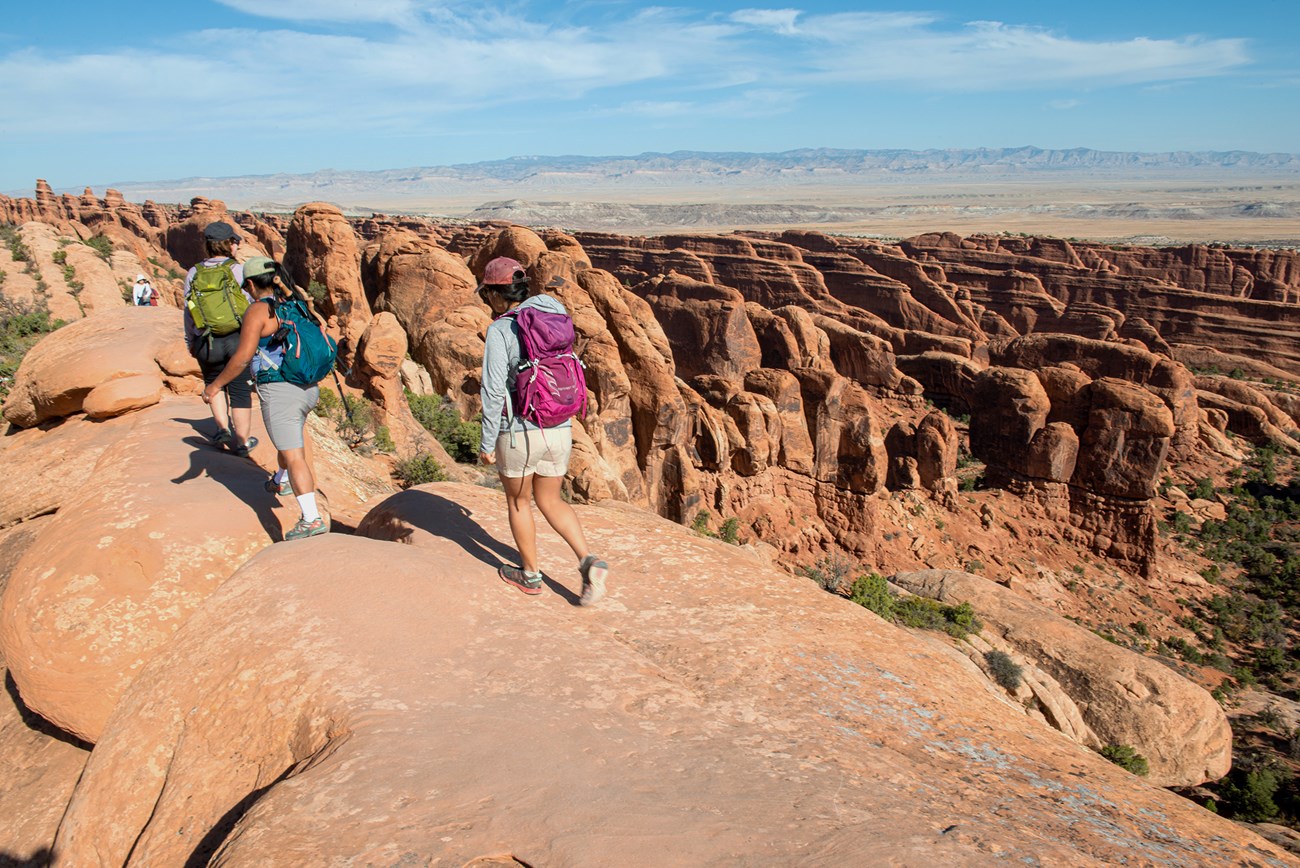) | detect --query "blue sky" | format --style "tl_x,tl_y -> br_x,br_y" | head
1,1 -> 1296,192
